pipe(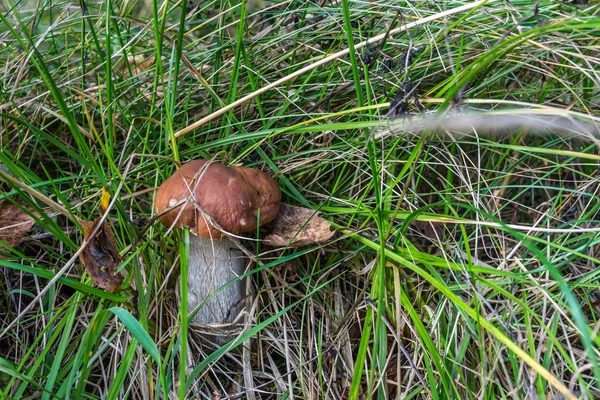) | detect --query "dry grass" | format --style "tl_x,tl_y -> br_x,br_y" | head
1,0 -> 600,399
